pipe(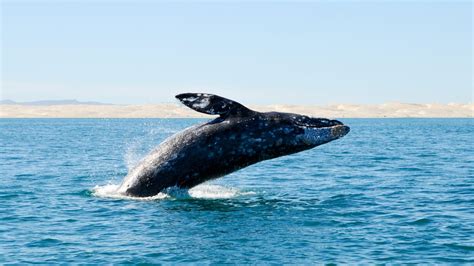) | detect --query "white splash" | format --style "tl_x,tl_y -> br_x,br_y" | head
92,183 -> 253,201
189,184 -> 254,199
124,141 -> 146,170
92,183 -> 168,200
123,127 -> 164,170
